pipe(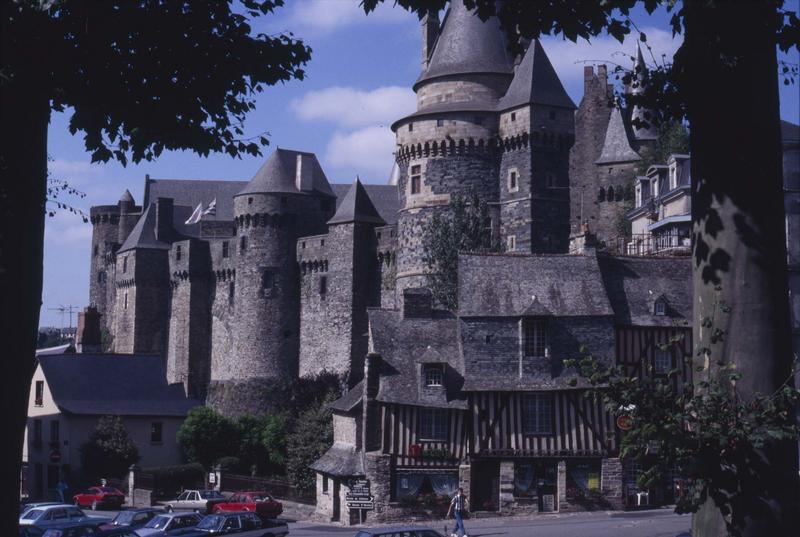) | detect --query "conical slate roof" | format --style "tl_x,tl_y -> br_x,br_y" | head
237,148 -> 334,197
498,40 -> 575,111
118,204 -> 170,253
596,105 -> 641,164
328,178 -> 386,226
630,42 -> 658,141
416,0 -> 513,87
119,189 -> 135,203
